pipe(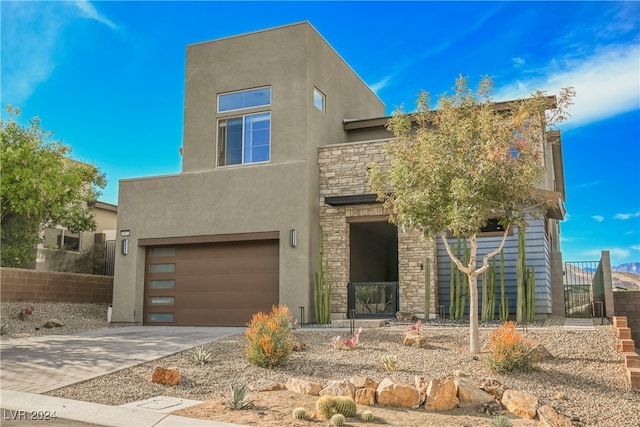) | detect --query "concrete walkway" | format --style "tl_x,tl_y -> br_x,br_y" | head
0,326 -> 248,427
